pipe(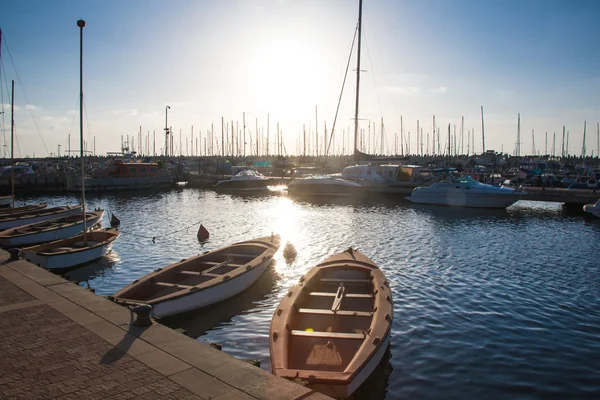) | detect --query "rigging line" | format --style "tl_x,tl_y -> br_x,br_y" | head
361,31 -> 384,124
83,98 -> 92,153
67,99 -> 79,148
326,22 -> 359,157
2,35 -> 49,156
0,57 -> 9,153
